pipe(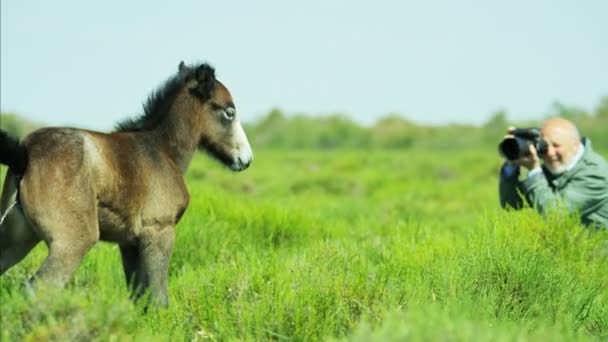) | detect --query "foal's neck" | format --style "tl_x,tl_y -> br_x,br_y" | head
153,113 -> 200,174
